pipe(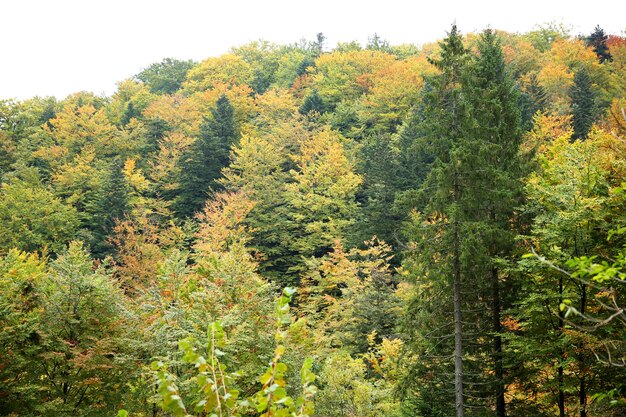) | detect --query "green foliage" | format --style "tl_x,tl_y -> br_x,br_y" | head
149,288 -> 317,417
0,250 -> 46,415
175,94 -> 238,217
90,158 -> 132,257
136,58 -> 195,95
299,90 -> 326,116
570,67 -> 597,140
0,177 -> 80,255
1,24 -> 625,417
